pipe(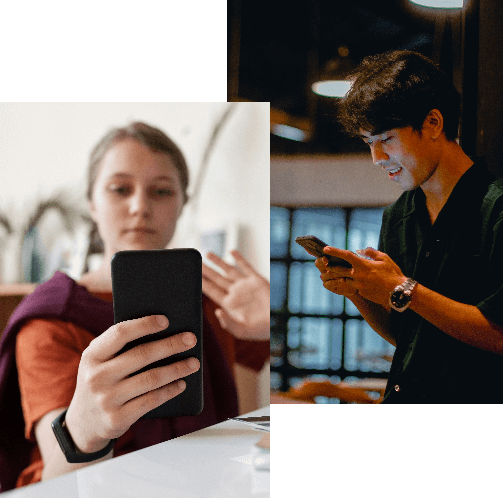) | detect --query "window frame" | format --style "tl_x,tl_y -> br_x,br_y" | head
270,205 -> 394,393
